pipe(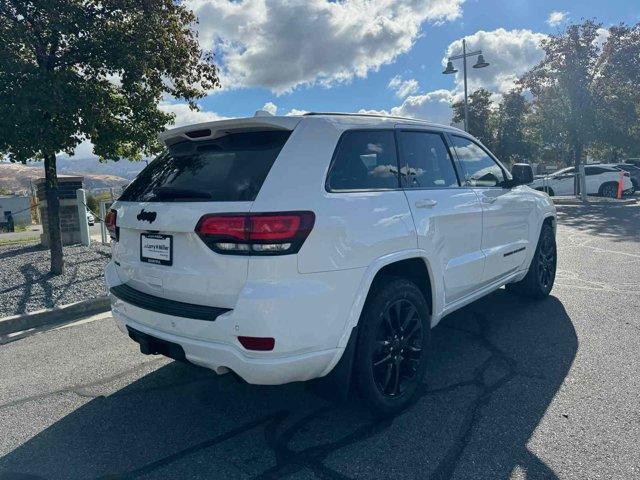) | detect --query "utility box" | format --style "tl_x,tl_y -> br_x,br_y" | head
35,176 -> 85,247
